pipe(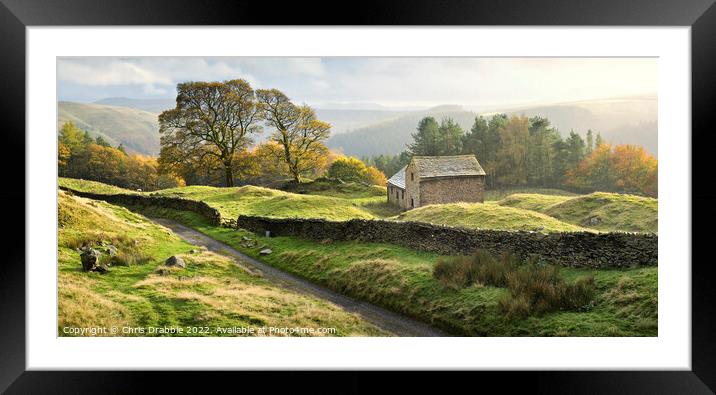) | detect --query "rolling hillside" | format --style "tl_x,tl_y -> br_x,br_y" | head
392,202 -> 588,233
60,177 -> 658,233
498,192 -> 658,233
328,105 -> 477,157
94,97 -> 175,113
58,101 -> 160,155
